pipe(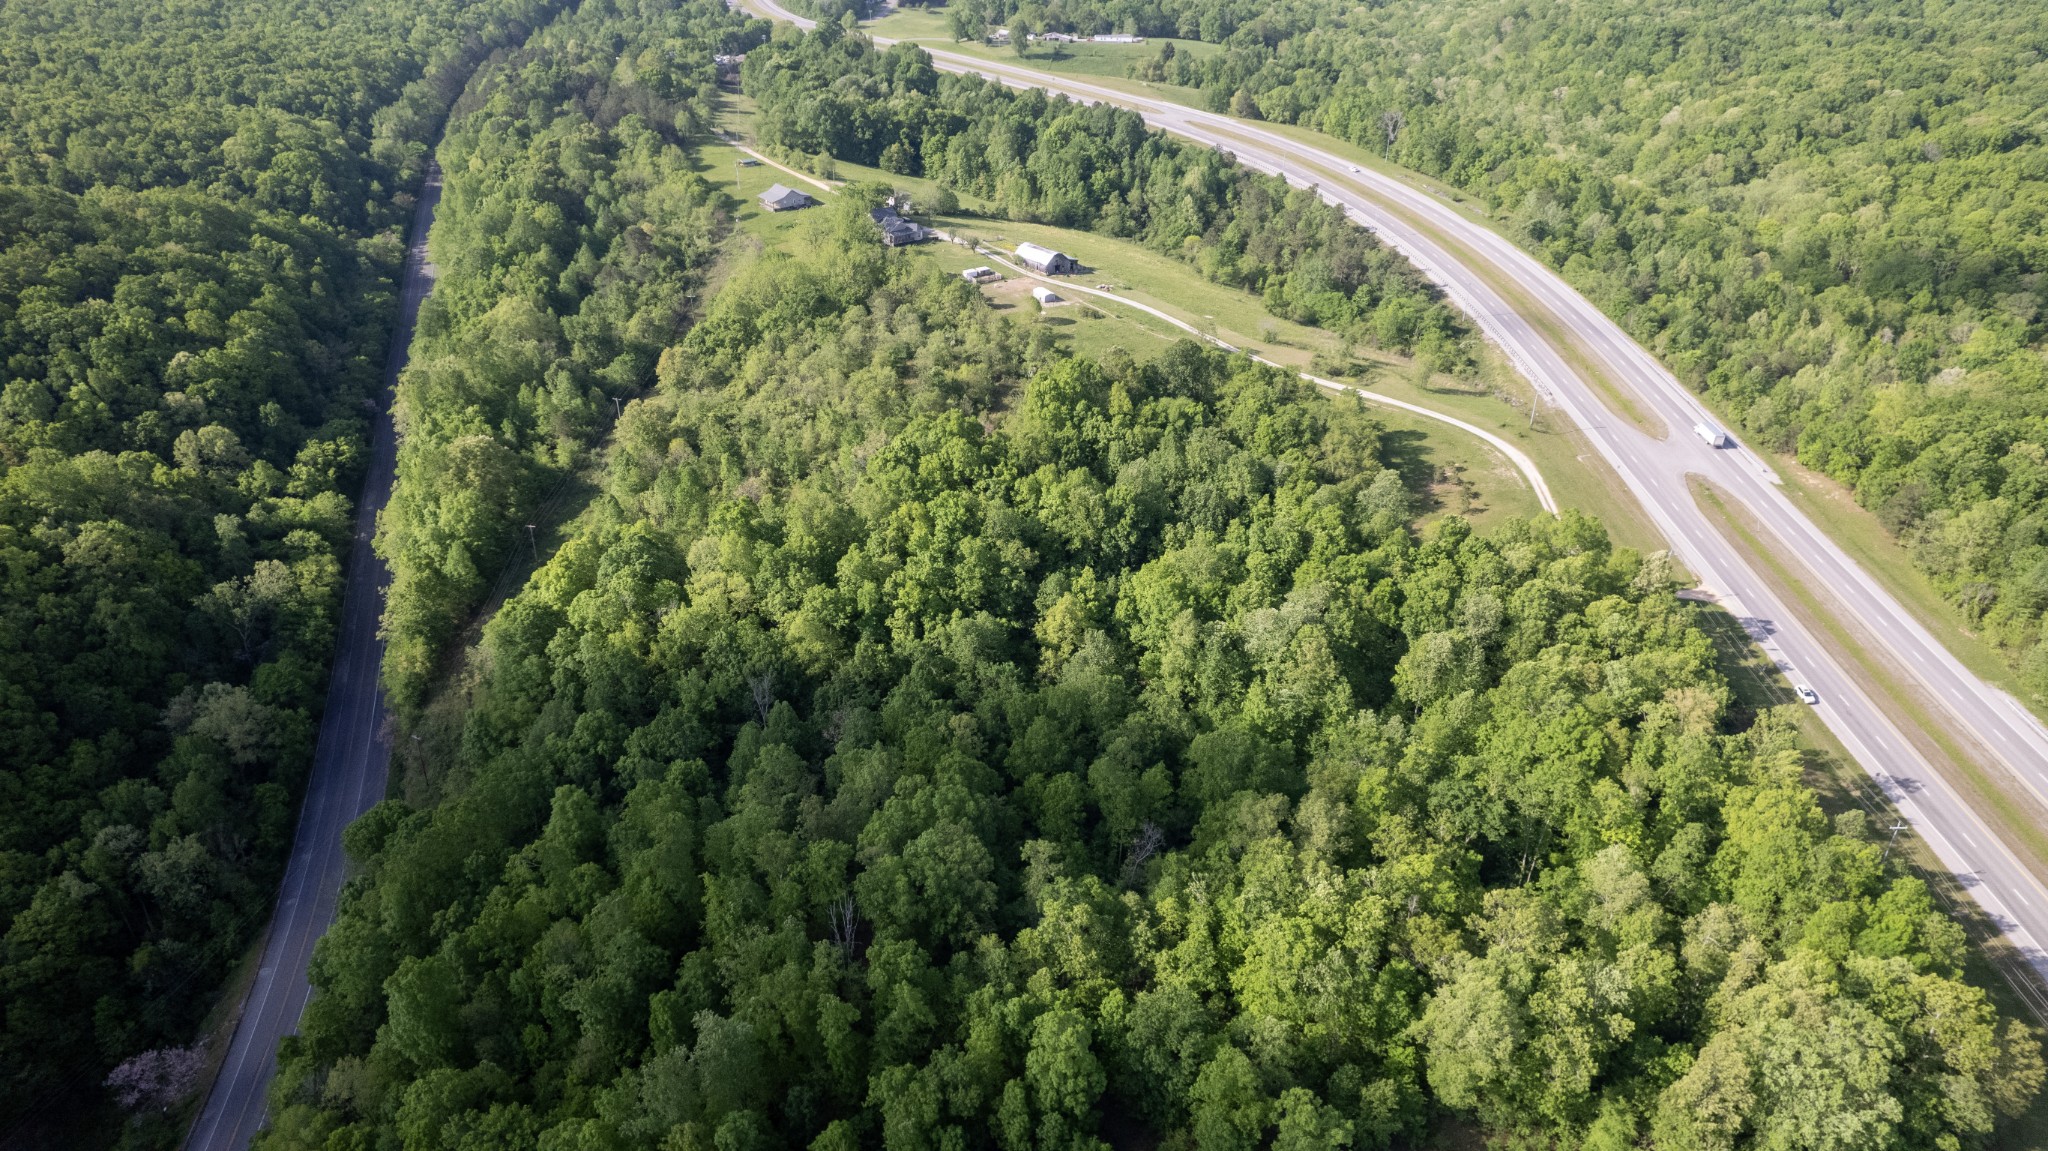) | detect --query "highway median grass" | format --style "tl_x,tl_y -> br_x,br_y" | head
1771,450 -> 2046,712
1690,475 -> 2048,890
